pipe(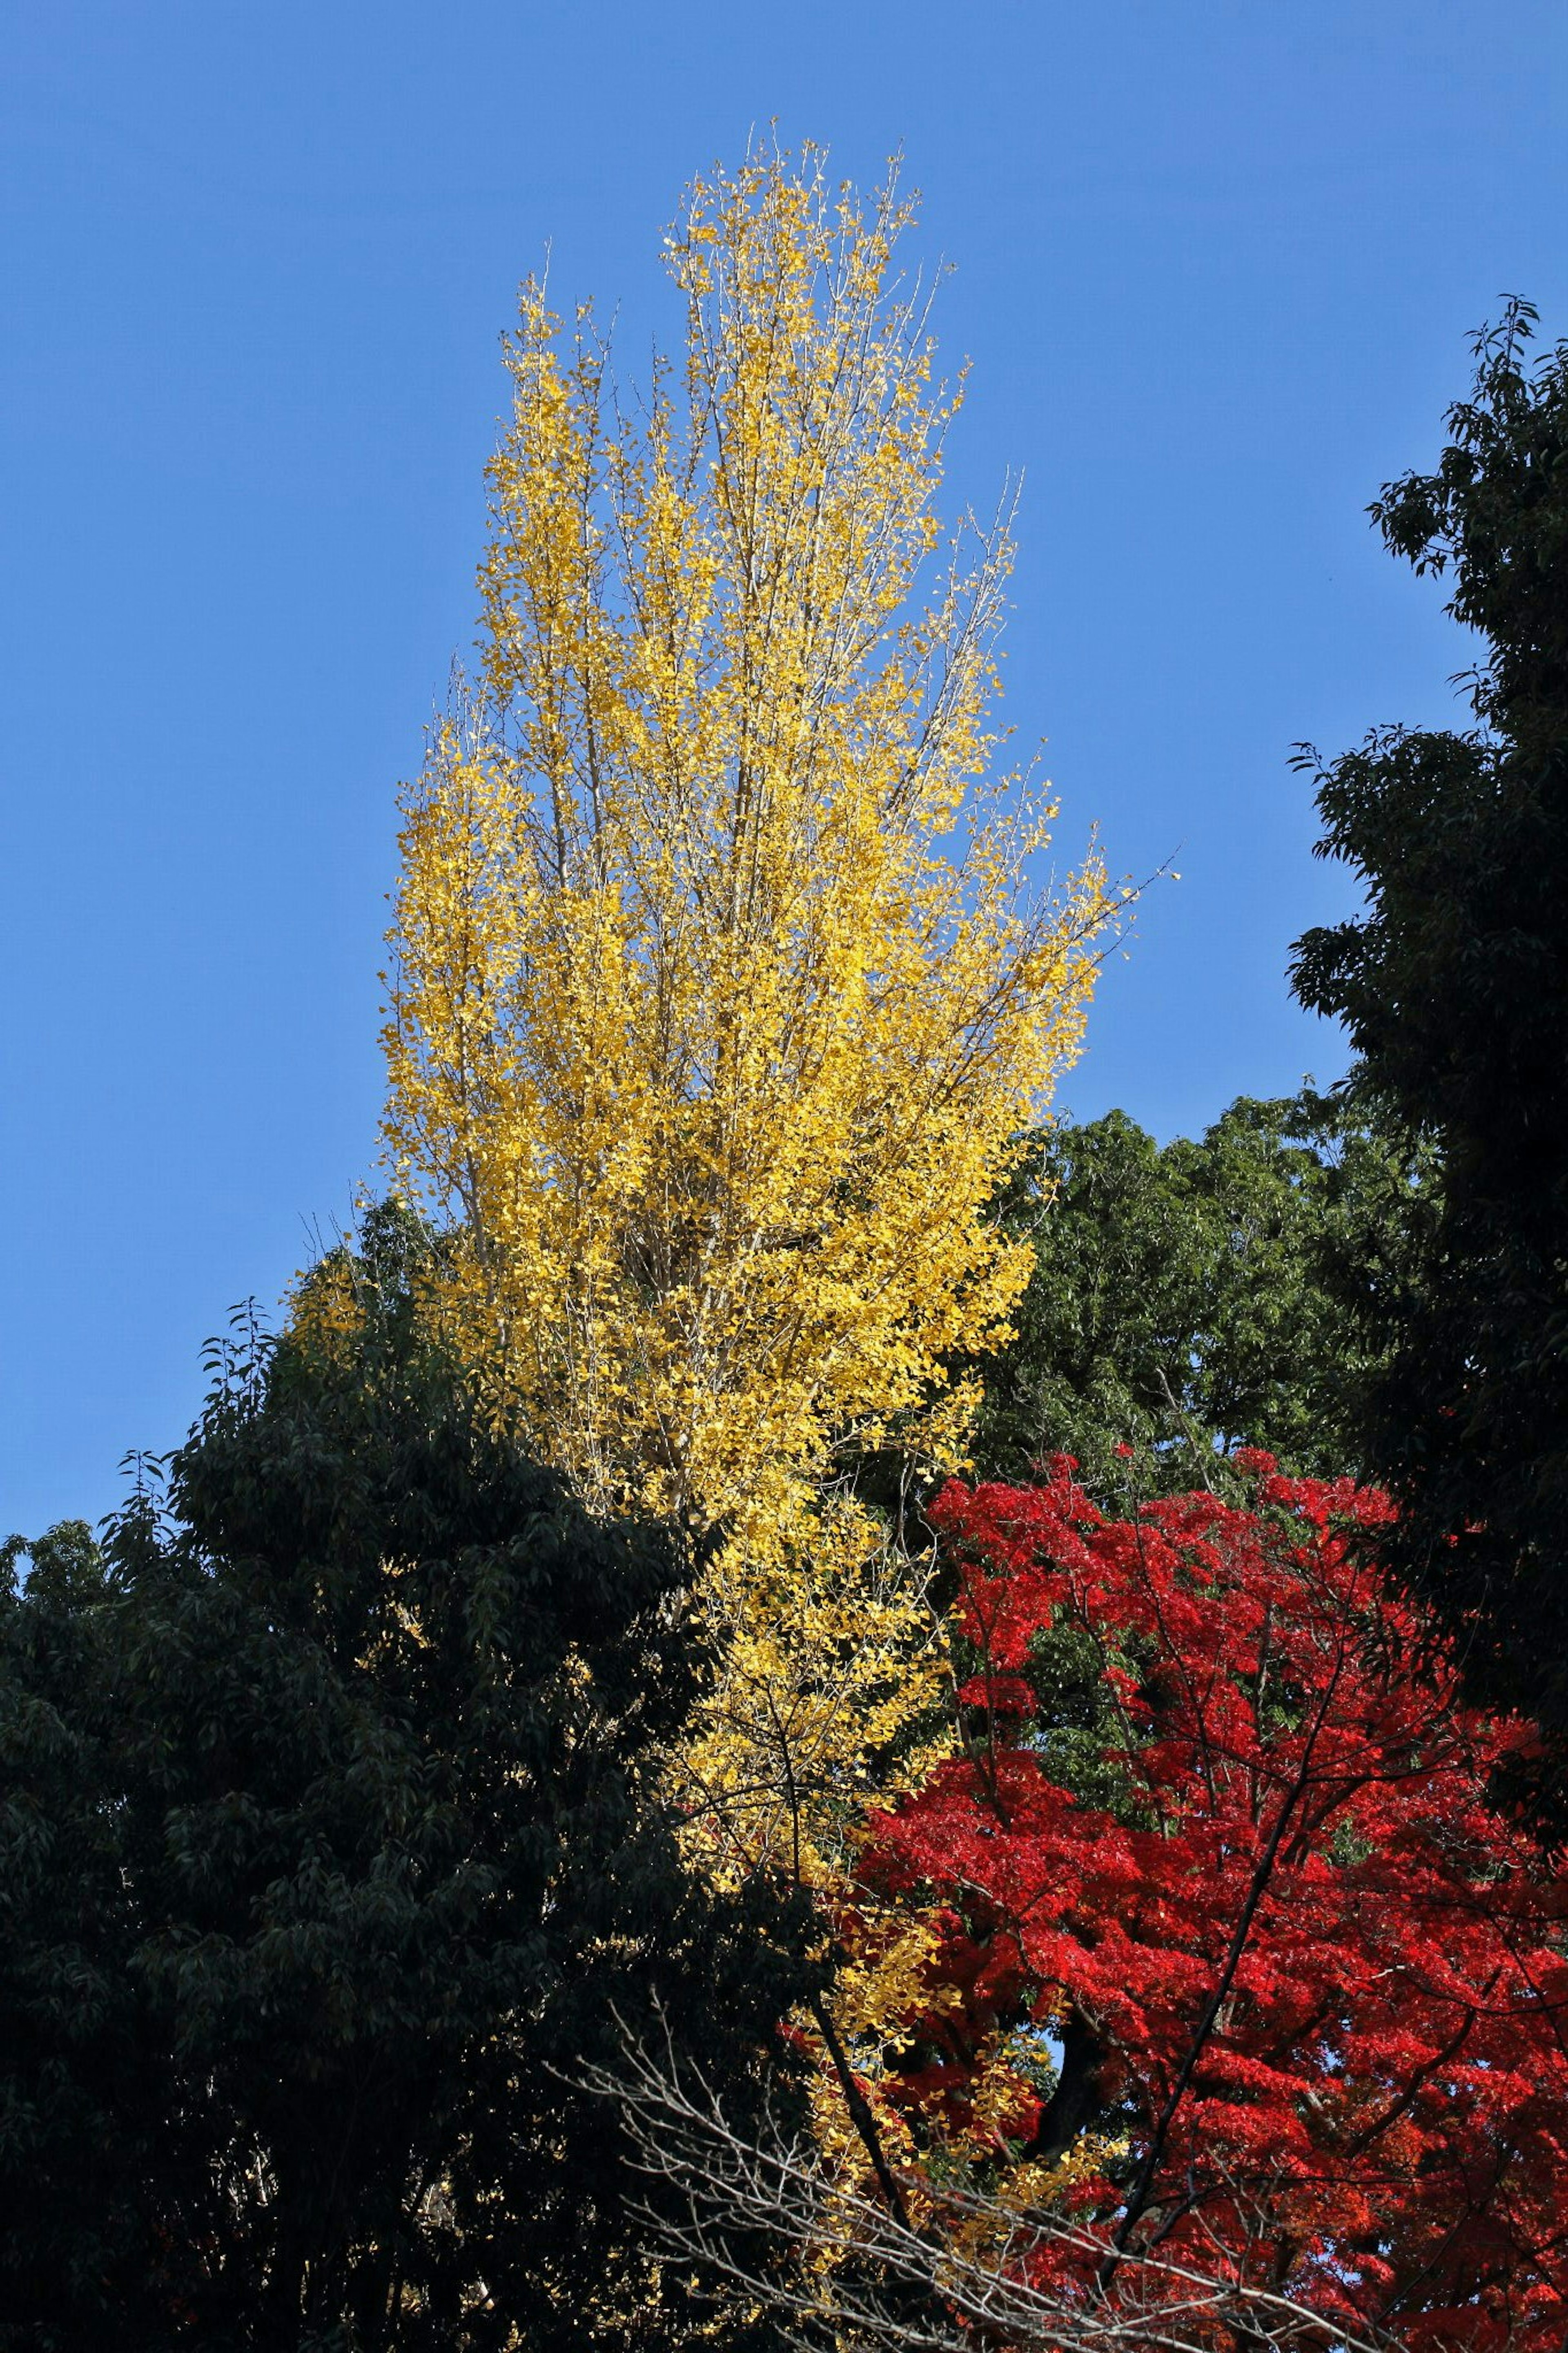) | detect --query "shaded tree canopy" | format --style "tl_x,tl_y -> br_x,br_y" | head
1290,301 -> 1568,1783
0,1205 -> 812,2351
